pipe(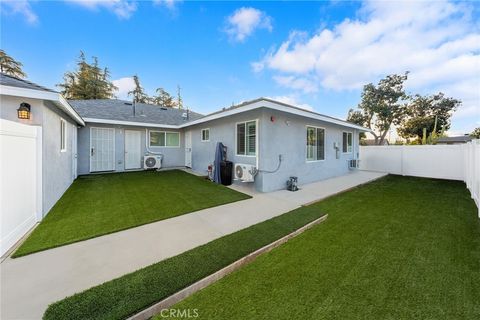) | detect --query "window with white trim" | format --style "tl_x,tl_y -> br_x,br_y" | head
342,132 -> 353,153
236,120 -> 256,156
60,119 -> 67,152
201,128 -> 210,142
306,126 -> 325,161
149,131 -> 180,147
